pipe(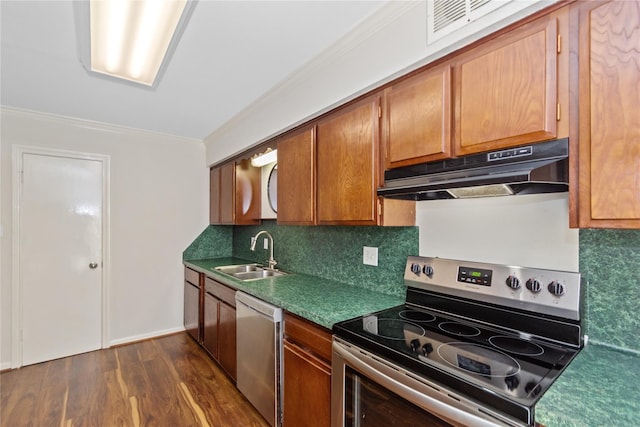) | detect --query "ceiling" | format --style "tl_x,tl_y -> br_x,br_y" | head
0,0 -> 385,140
